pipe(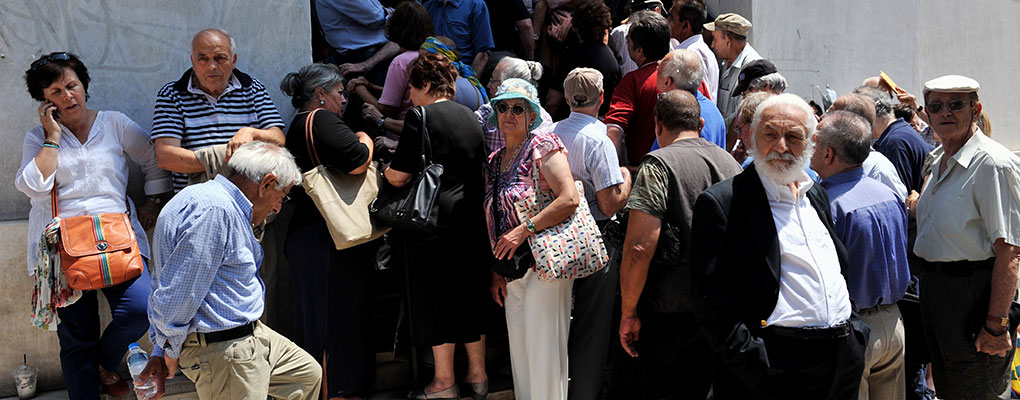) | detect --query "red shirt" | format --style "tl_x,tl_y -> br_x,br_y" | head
604,62 -> 659,165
